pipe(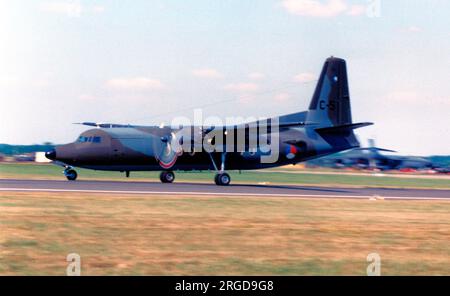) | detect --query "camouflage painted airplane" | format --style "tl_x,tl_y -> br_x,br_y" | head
309,139 -> 434,171
45,57 -> 373,185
